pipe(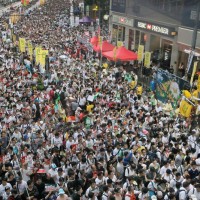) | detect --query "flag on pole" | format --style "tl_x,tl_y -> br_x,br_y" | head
179,100 -> 193,117
137,45 -> 144,61
190,61 -> 198,86
113,47 -> 117,61
144,52 -> 151,67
